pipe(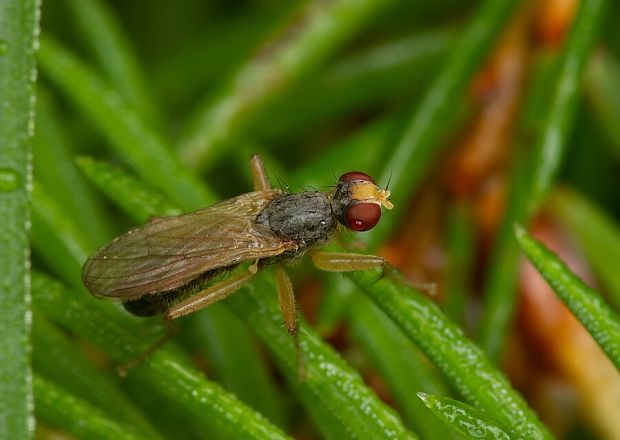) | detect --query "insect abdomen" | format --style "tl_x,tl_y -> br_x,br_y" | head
122,266 -> 232,317
123,290 -> 183,316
